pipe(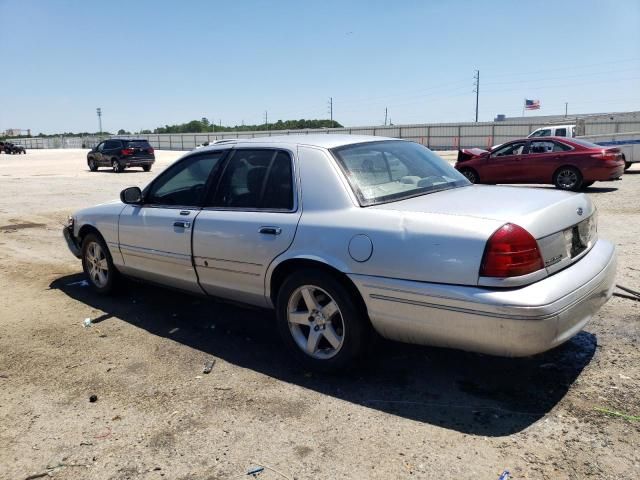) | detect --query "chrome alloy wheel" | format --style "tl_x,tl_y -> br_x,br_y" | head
287,285 -> 345,360
556,169 -> 579,189
462,169 -> 477,183
85,241 -> 109,288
